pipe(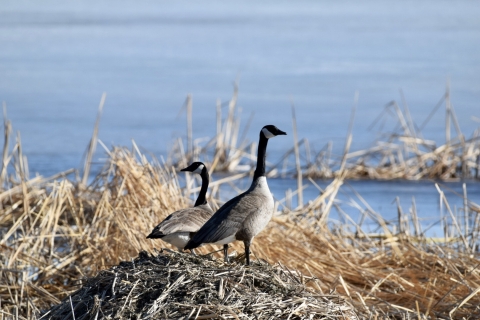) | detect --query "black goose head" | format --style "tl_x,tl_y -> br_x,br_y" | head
261,125 -> 287,139
181,162 -> 206,174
